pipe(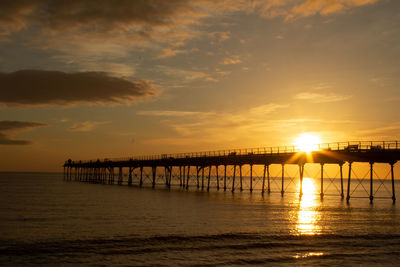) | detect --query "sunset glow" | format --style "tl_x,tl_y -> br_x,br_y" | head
1,1 -> 400,265
0,0 -> 398,173
294,134 -> 322,152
